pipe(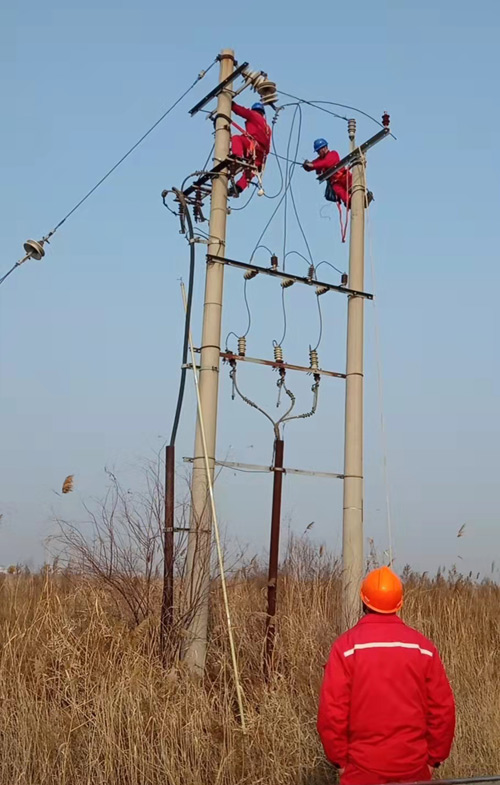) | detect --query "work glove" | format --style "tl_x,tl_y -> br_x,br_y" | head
302,160 -> 314,172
